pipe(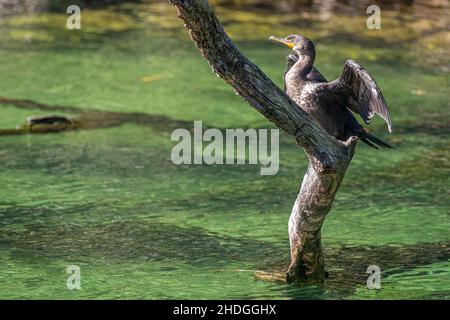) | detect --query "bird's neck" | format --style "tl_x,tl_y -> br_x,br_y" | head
285,55 -> 315,98
289,54 -> 315,79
